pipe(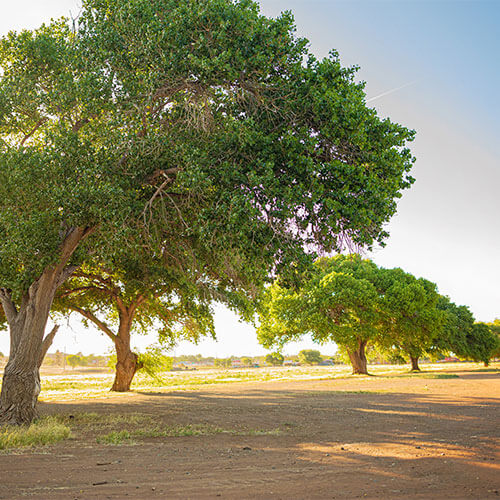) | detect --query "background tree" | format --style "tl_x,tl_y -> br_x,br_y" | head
487,319 -> 500,360
380,268 -> 444,371
298,349 -> 322,365
265,352 -> 284,366
66,354 -> 82,370
437,296 -> 475,358
464,323 -> 500,367
258,255 -> 386,374
0,0 -> 414,424
55,260 -> 226,391
241,357 -> 253,367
